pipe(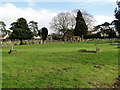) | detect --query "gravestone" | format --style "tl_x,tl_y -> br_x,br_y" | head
8,46 -> 17,54
96,47 -> 100,53
8,50 -> 17,54
78,47 -> 100,53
